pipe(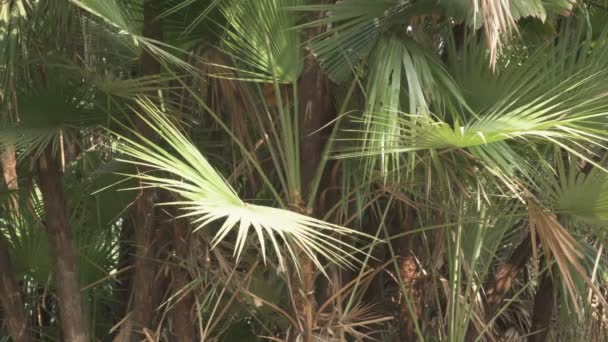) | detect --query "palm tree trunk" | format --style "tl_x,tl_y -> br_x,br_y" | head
37,146 -> 89,342
289,195 -> 317,342
0,234 -> 31,342
2,145 -> 19,209
171,217 -> 195,341
294,248 -> 316,342
115,216 -> 134,326
296,27 -> 335,342
0,145 -> 32,342
529,269 -> 554,342
116,1 -> 164,340
486,235 -> 532,314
